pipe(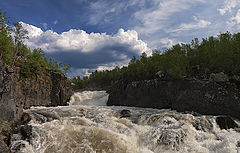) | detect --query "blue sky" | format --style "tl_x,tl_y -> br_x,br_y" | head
1,0 -> 240,77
